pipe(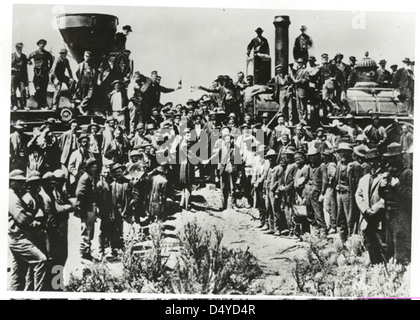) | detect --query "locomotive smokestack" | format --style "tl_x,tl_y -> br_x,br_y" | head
273,16 -> 291,73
